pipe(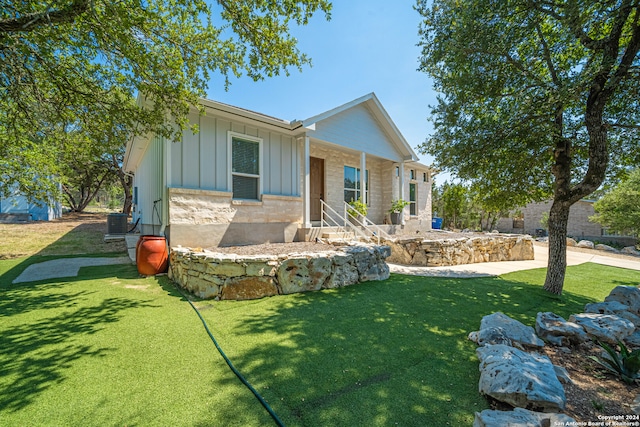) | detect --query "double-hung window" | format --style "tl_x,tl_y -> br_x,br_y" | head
344,166 -> 369,204
229,132 -> 262,200
409,183 -> 417,216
